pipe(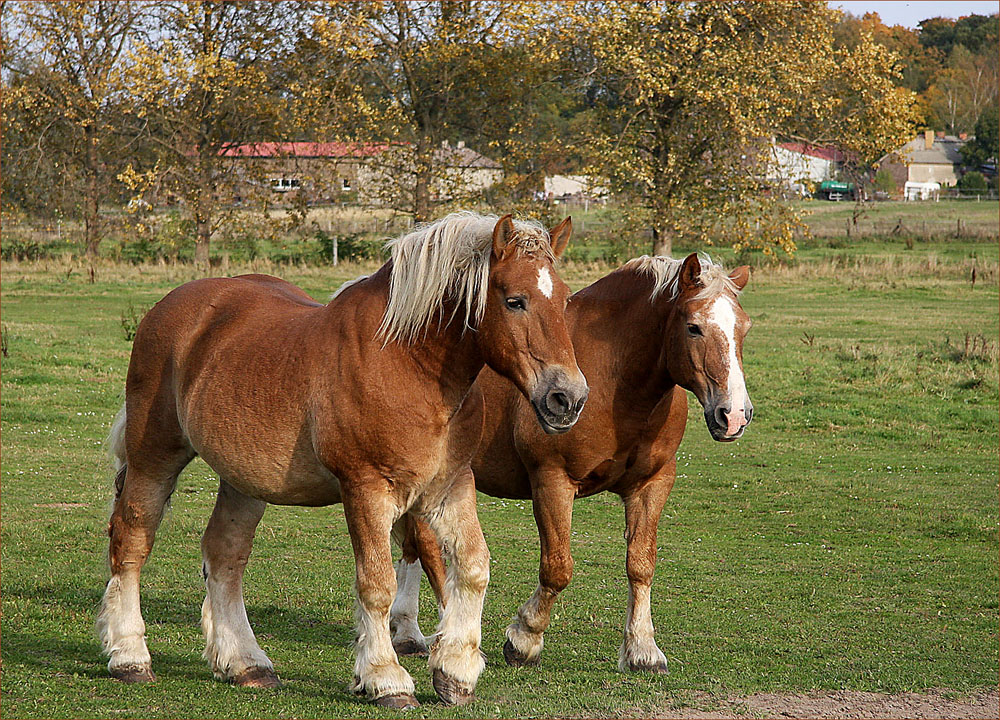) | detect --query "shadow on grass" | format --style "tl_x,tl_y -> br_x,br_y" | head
3,579 -> 357,686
